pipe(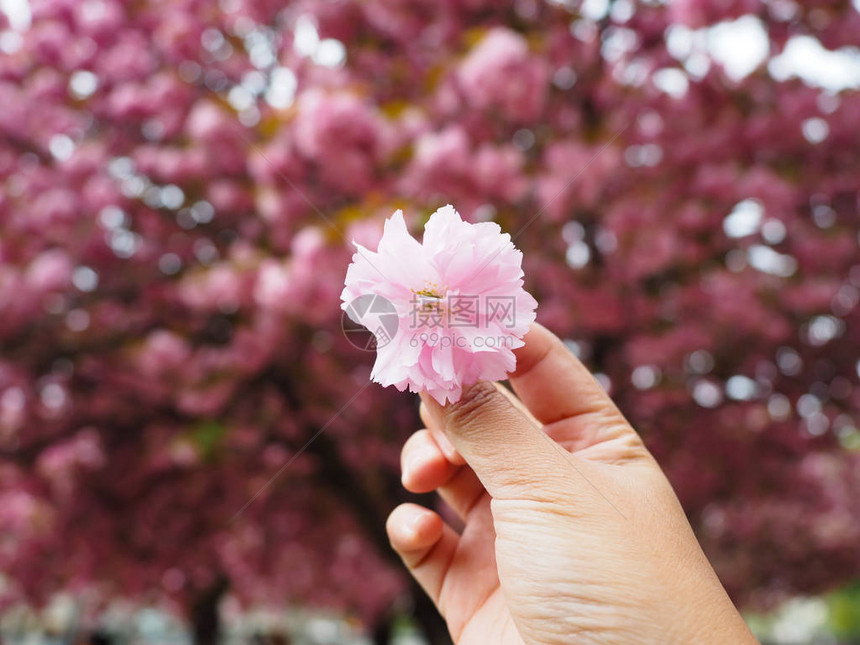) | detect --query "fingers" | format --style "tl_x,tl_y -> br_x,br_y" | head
420,404 -> 466,466
510,323 -> 621,426
494,382 -> 542,429
387,503 -> 459,606
402,429 -> 485,520
401,429 -> 457,494
420,383 -> 570,500
510,324 -> 645,455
